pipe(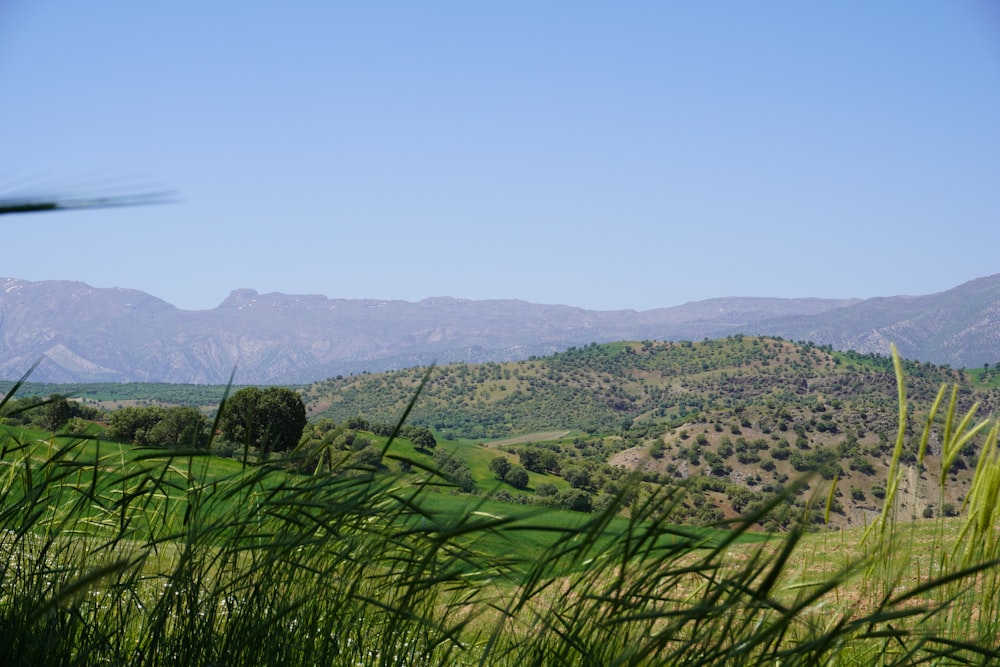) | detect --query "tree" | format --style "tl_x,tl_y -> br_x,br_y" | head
345,416 -> 370,431
404,426 -> 437,450
538,449 -> 561,474
489,456 -> 512,481
353,445 -> 383,468
562,465 -> 591,490
220,386 -> 307,457
506,466 -> 529,490
518,447 -> 542,472
433,450 -> 476,492
535,482 -> 558,497
39,394 -> 73,432
219,387 -> 261,445
146,407 -> 208,448
556,489 -> 593,513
